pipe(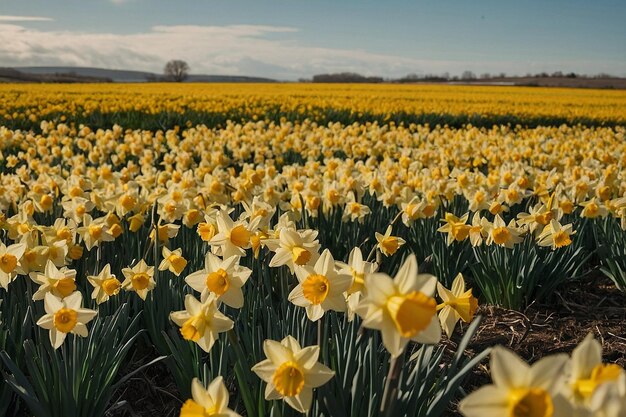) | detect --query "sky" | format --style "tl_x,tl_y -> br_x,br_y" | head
1,0 -> 625,80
